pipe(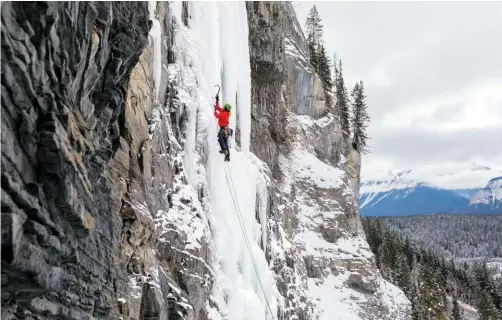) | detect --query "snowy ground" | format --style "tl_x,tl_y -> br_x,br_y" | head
278,115 -> 411,319
447,296 -> 479,320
